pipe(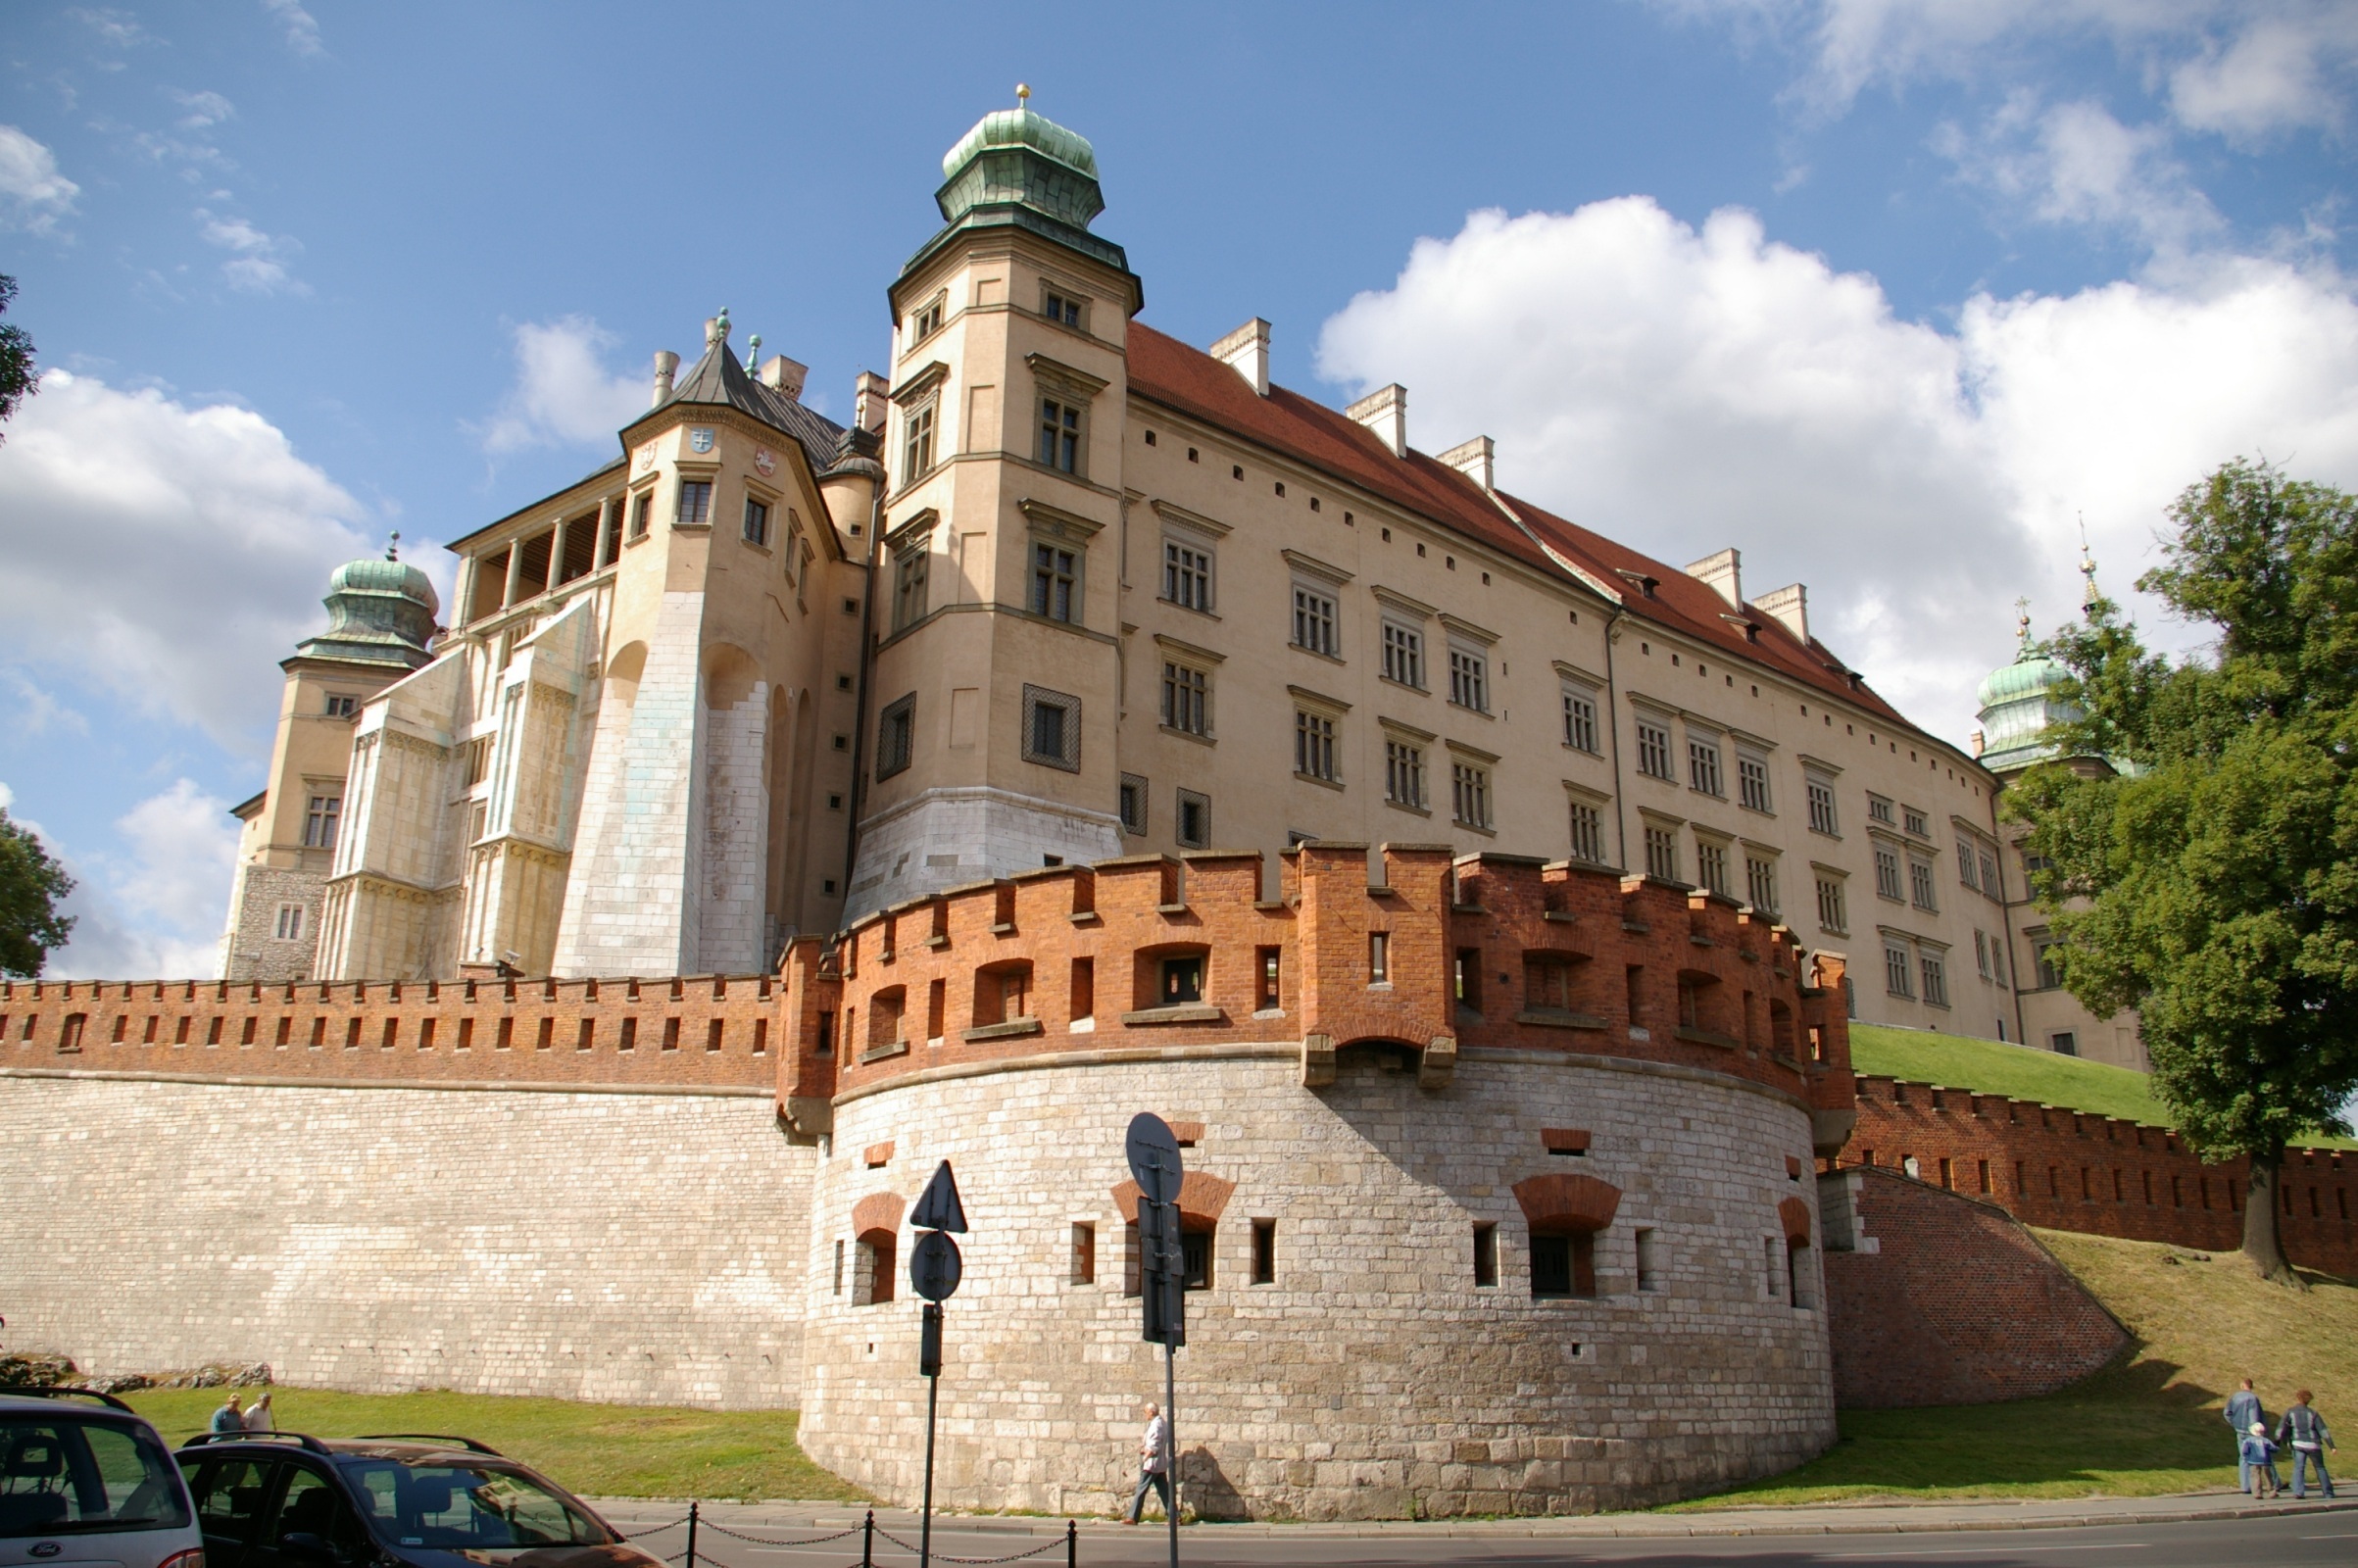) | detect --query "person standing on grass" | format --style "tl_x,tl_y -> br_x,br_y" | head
209,1394 -> 245,1435
2277,1391 -> 2335,1498
243,1394 -> 274,1432
2242,1423 -> 2284,1498
1123,1402 -> 1171,1525
2227,1379 -> 2267,1493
